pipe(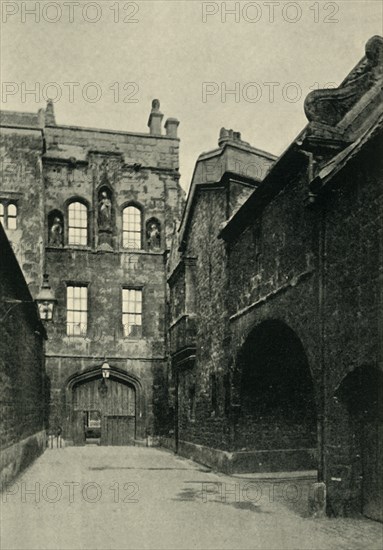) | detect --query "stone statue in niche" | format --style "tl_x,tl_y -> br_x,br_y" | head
147,221 -> 161,250
98,191 -> 112,230
49,217 -> 63,246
